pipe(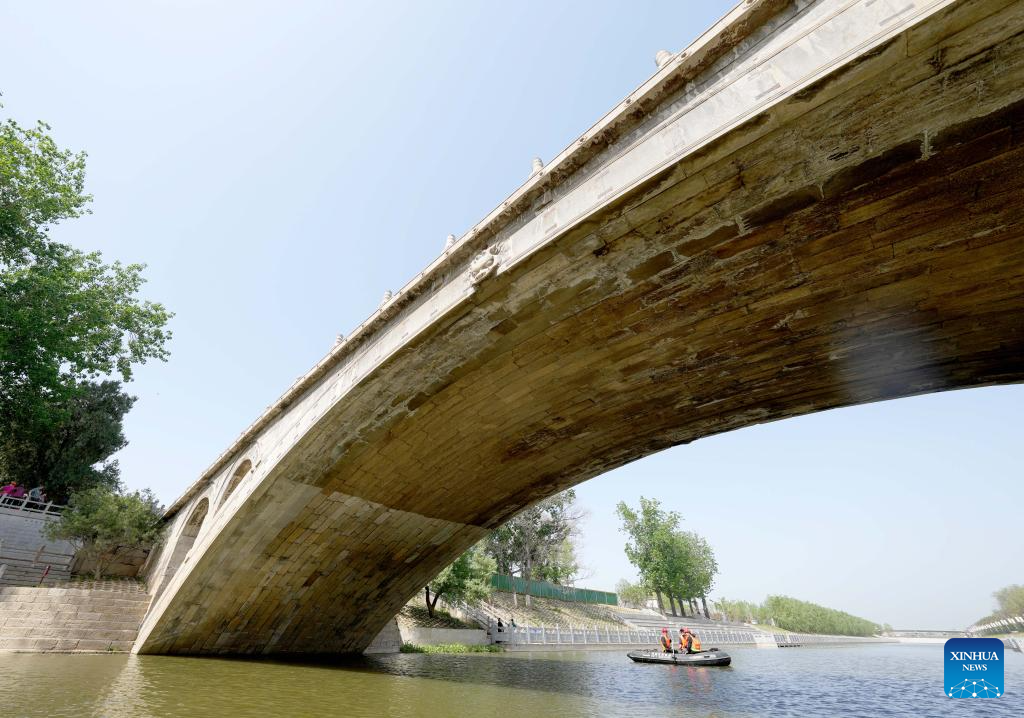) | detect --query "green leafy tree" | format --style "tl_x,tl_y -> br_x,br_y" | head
680,531 -> 718,618
44,486 -> 163,579
1,107 -> 171,496
485,489 -> 582,606
1,380 -> 133,502
616,498 -> 720,618
424,543 -> 496,617
0,115 -> 91,261
717,595 -> 880,636
534,538 -> 581,586
993,584 -> 1024,618
972,584 -> 1024,634
616,497 -> 679,613
615,579 -> 650,608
